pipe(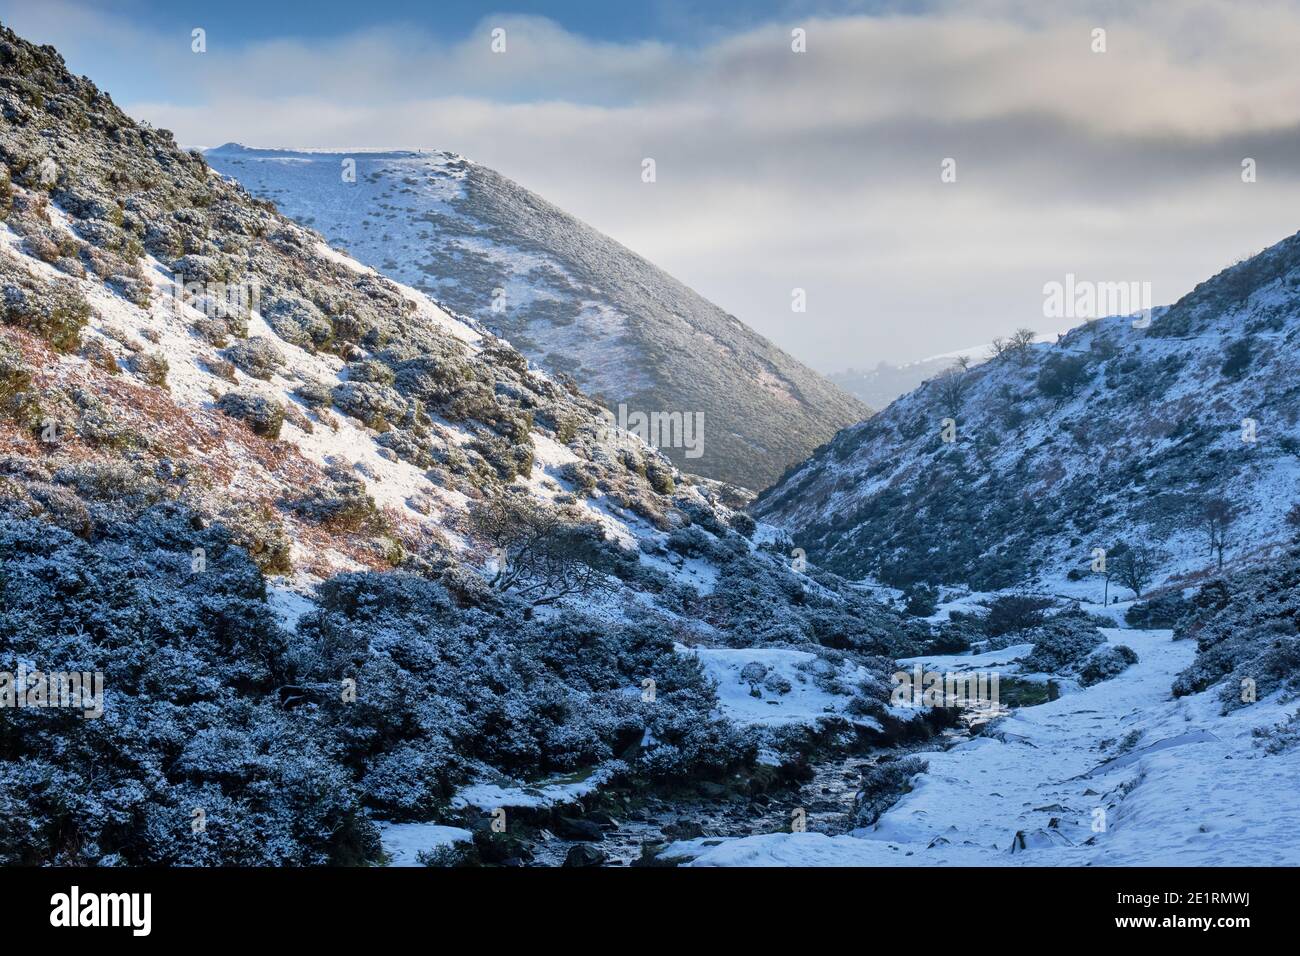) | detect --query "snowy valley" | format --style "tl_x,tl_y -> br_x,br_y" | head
0,20 -> 1297,875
